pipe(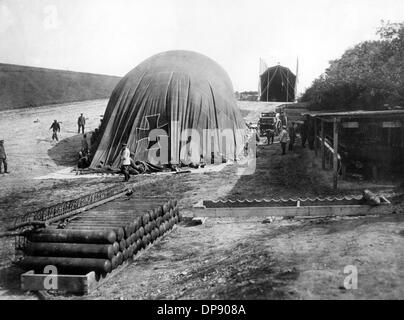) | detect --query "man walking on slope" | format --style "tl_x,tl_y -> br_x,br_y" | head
49,120 -> 61,141
120,143 -> 131,182
0,140 -> 9,174
78,113 -> 86,134
279,125 -> 290,155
